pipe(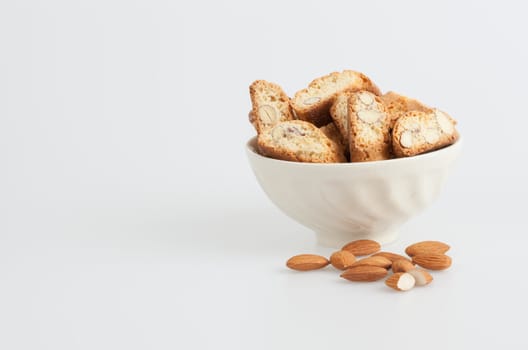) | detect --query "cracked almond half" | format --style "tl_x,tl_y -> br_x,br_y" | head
385,272 -> 416,291
408,268 -> 433,286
